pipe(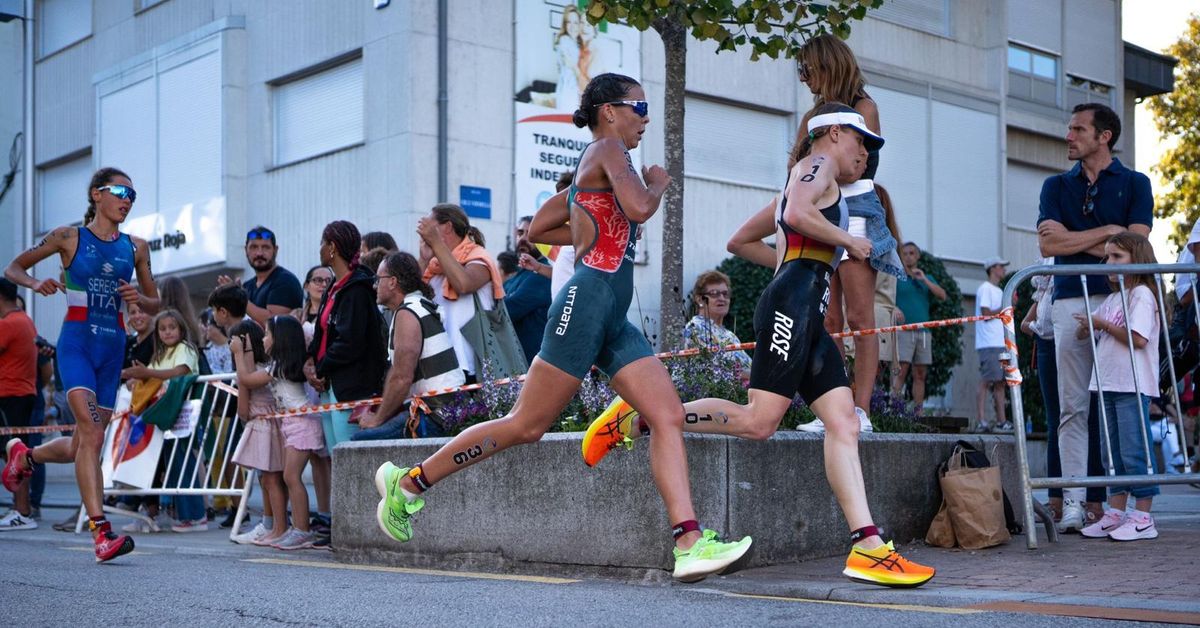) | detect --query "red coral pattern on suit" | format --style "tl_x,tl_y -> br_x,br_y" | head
576,191 -> 631,273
